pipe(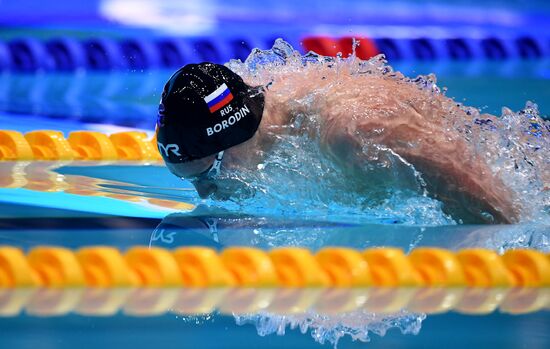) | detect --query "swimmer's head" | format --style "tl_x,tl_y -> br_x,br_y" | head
156,63 -> 265,180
